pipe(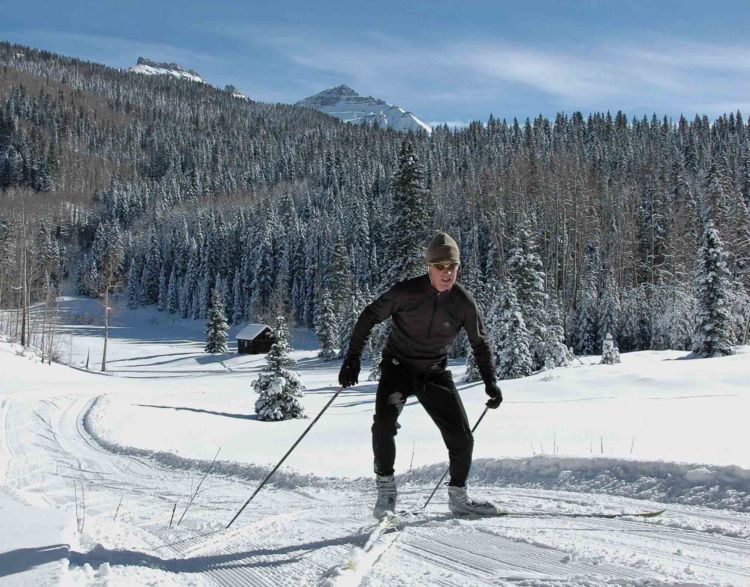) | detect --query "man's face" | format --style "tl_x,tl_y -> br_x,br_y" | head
428,262 -> 459,292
